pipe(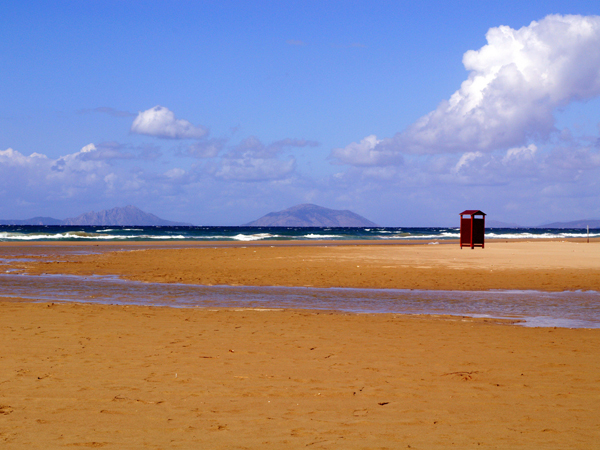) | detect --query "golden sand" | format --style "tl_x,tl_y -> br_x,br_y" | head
15,239 -> 600,291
